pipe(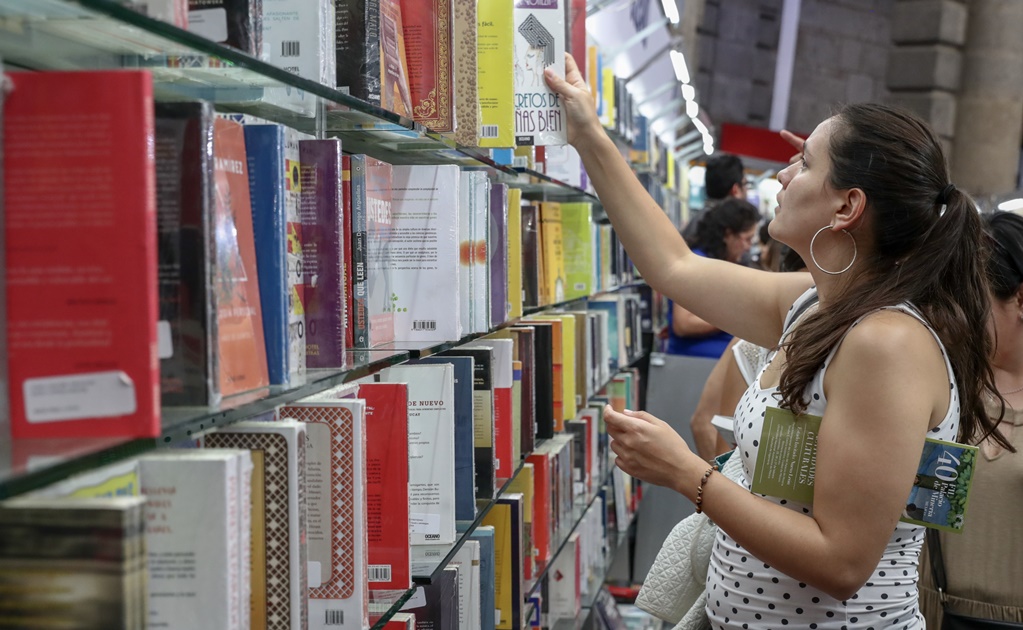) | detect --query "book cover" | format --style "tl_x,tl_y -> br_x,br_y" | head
506,187 -> 524,319
336,0 -> 413,115
543,314 -> 577,421
548,532 -> 580,623
522,321 -> 554,439
440,347 -> 496,500
399,565 -> 459,630
244,124 -> 308,388
263,0 -> 335,87
400,0 -> 454,132
539,202 -> 566,304
468,338 -> 515,483
520,202 -> 541,309
452,0 -> 480,146
559,203 -> 593,301
513,0 -> 566,146
506,463 -> 535,582
482,494 -> 524,630
385,612 -> 417,630
365,157 -> 396,346
410,356 -> 477,522
204,419 -> 309,630
341,156 -> 355,349
278,400 -> 369,630
452,540 -> 481,630
457,172 -> 474,337
489,183 -> 509,327
587,298 -> 621,370
526,317 -> 565,430
154,101 -> 220,408
751,407 -> 979,533
300,139 -> 347,370
380,363 -> 457,544
139,451 -> 243,630
357,382 -> 412,590
470,171 -> 492,333
524,452 -> 552,570
506,327 -> 537,456
5,71 -> 160,439
348,154 -> 369,348
212,118 -> 272,402
477,0 -> 515,147
188,0 -> 261,55
389,165 -> 462,341
469,526 -> 497,630
380,0 -> 415,115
